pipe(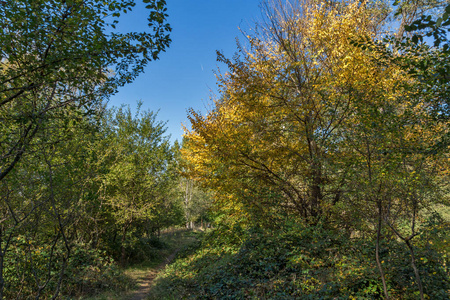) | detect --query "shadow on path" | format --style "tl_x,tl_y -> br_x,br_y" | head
127,249 -> 180,300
